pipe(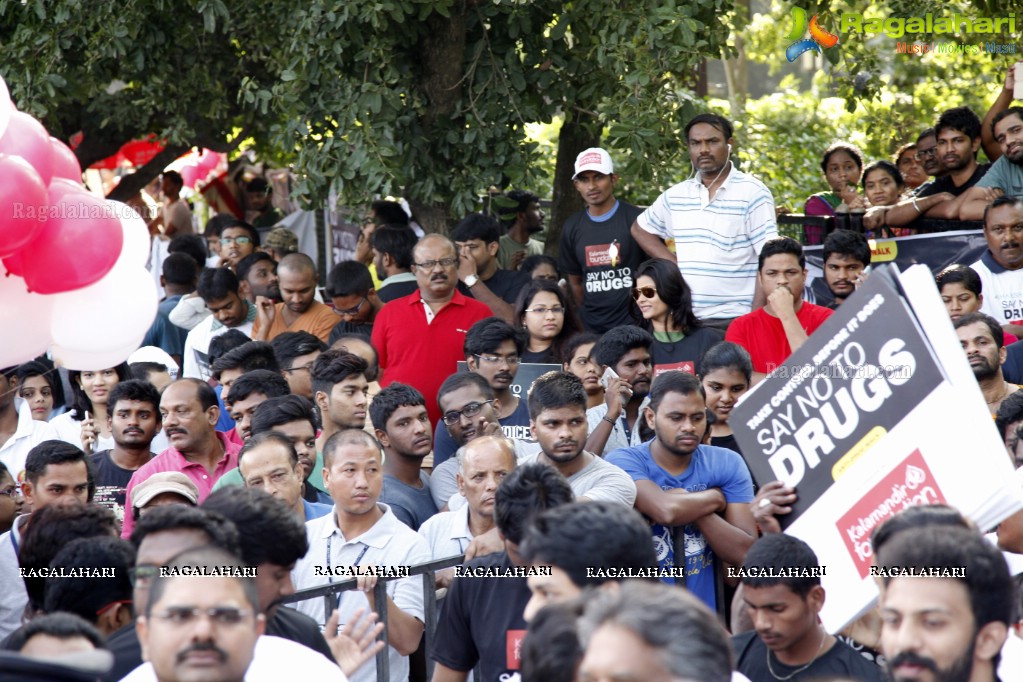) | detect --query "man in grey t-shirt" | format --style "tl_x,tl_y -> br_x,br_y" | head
523,372 -> 636,507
